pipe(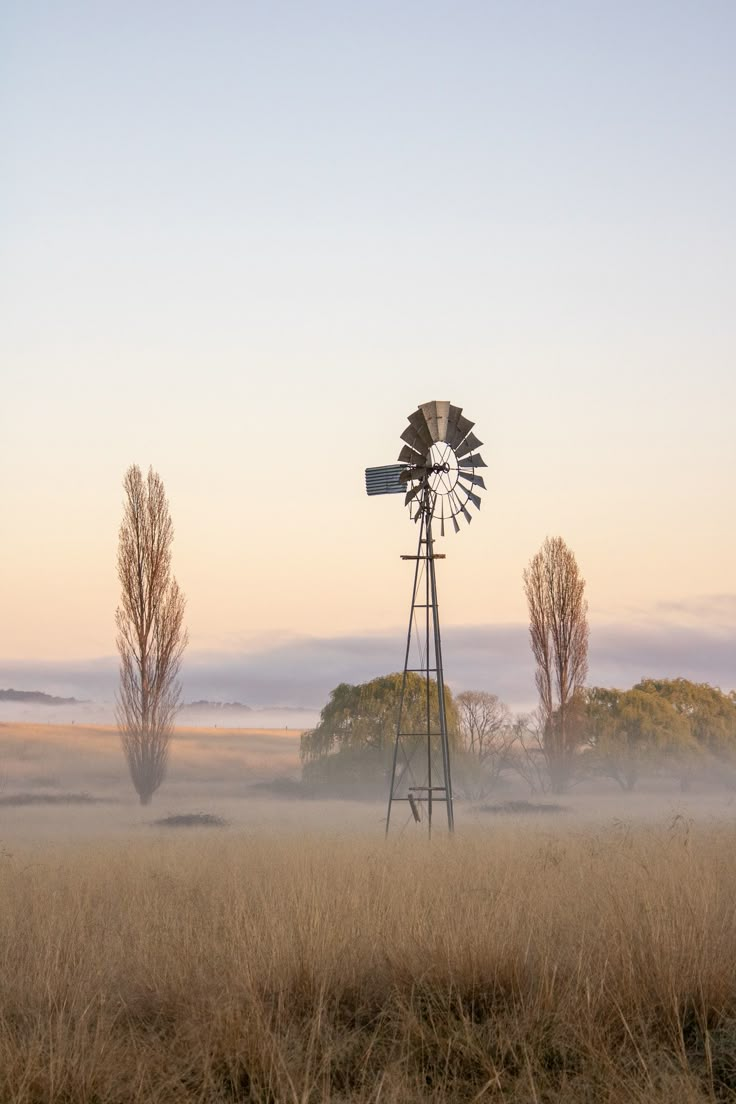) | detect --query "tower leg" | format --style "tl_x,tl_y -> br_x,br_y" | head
385,511 -> 425,836
428,518 -> 454,832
